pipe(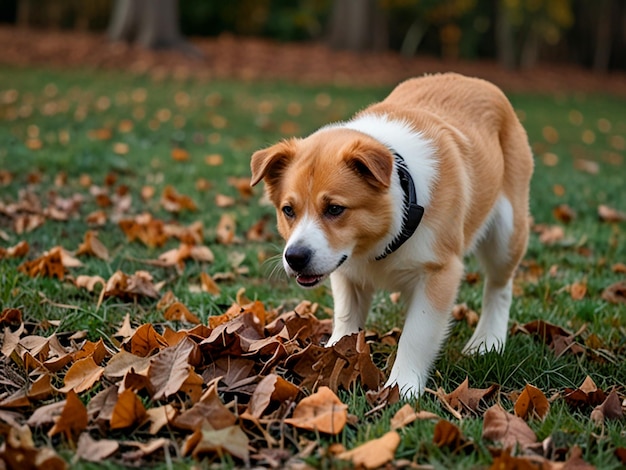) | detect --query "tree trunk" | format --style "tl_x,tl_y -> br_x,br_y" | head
593,0 -> 613,73
108,0 -> 202,57
328,0 -> 388,51
495,0 -> 516,69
